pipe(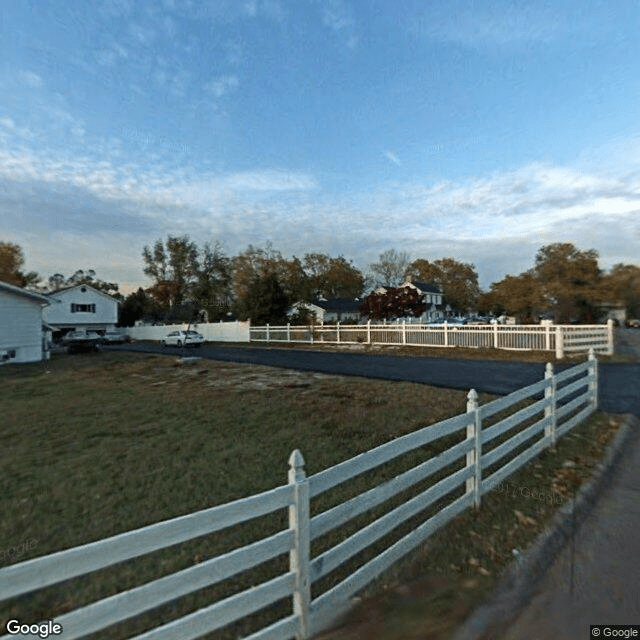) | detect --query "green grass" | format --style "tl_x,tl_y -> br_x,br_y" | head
0,351 -> 621,639
0,350 -> 489,639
